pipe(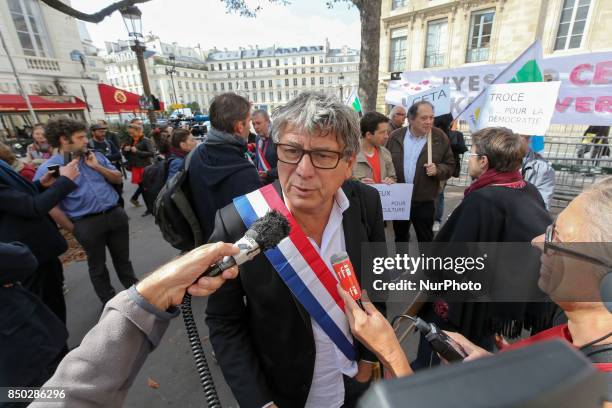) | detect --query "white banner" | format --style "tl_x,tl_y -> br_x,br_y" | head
385,84 -> 451,115
478,82 -> 561,134
386,52 -> 612,126
371,183 -> 413,221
